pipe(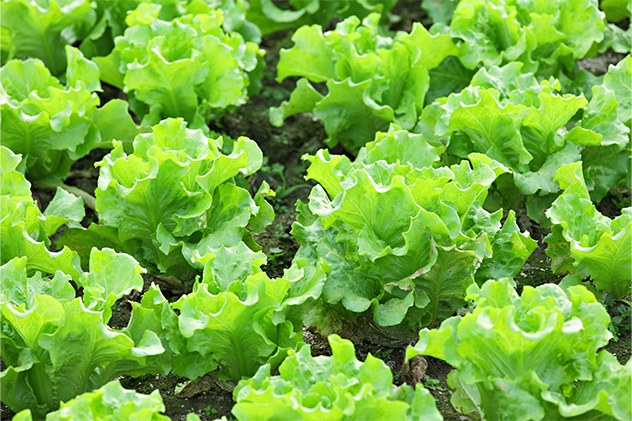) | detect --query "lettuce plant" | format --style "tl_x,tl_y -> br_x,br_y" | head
450,0 -> 605,78
245,0 -> 397,36
120,241 -> 322,383
407,278 -> 631,421
290,145 -> 536,338
230,334 -> 442,421
94,4 -> 263,128
81,0 -> 263,59
59,118 -> 273,278
599,1 -> 631,55
417,60 -> 630,221
12,380 -> 201,421
0,45 -> 142,184
545,162 -> 631,299
0,0 -> 97,75
1,146 -> 83,279
0,249 -> 167,419
271,13 -> 458,152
